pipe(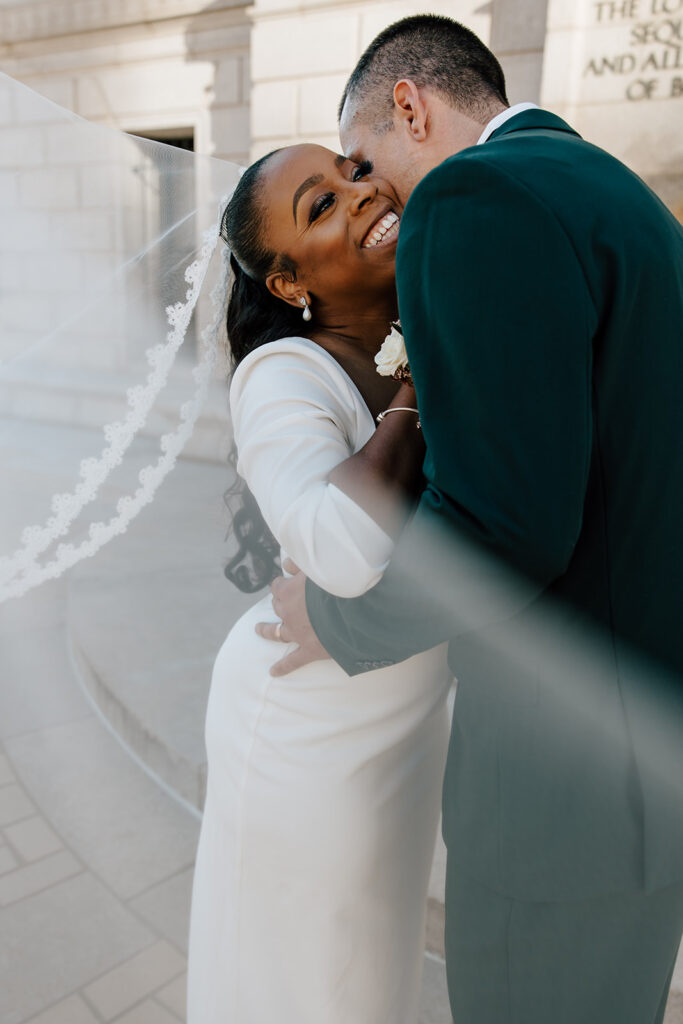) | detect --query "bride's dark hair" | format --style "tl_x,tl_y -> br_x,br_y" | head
220,151 -> 307,593
221,151 -> 306,362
